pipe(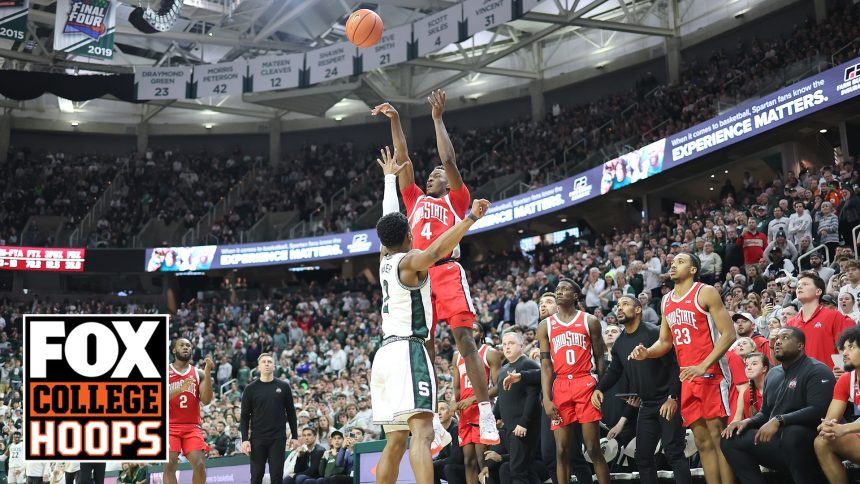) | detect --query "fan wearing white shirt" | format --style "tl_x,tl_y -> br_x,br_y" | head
838,260 -> 860,303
